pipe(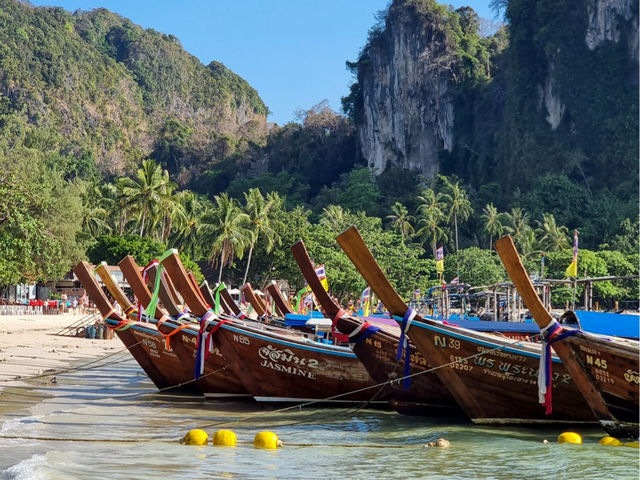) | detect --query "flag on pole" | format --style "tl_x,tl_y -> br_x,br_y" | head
565,230 -> 578,277
358,286 -> 371,316
435,246 -> 444,277
314,264 -> 329,291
